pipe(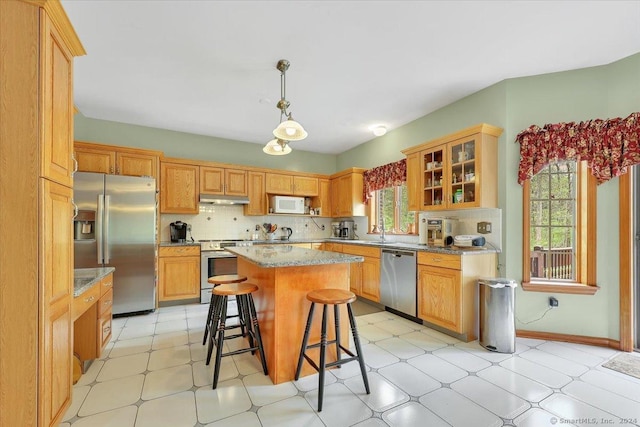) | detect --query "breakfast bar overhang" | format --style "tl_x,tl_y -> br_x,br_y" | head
226,245 -> 364,384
